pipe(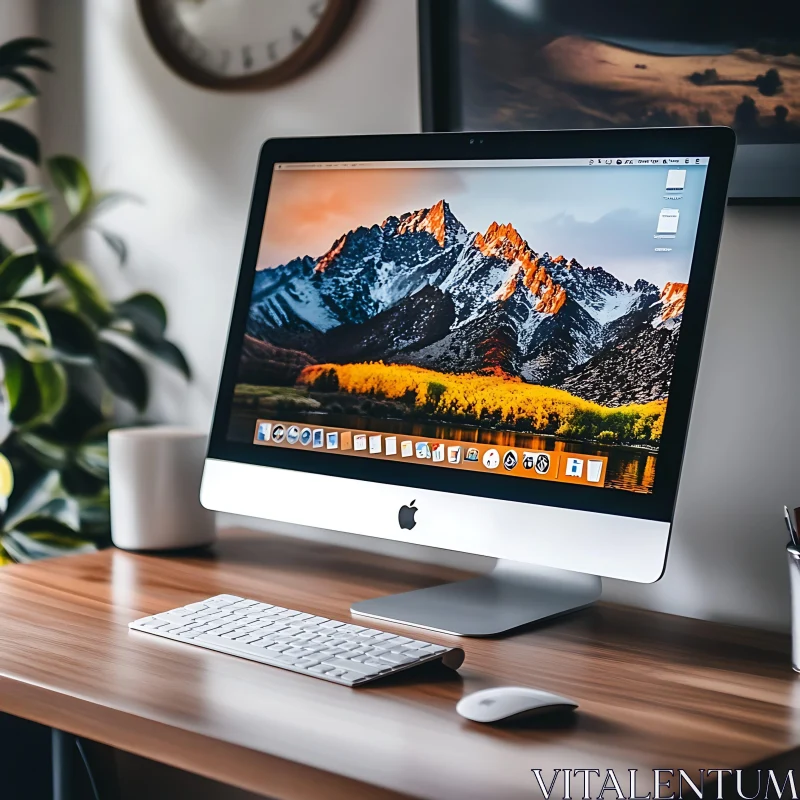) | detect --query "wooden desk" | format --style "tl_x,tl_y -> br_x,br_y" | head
0,528 -> 797,800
